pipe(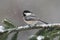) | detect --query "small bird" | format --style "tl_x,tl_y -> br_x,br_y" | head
23,10 -> 48,26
